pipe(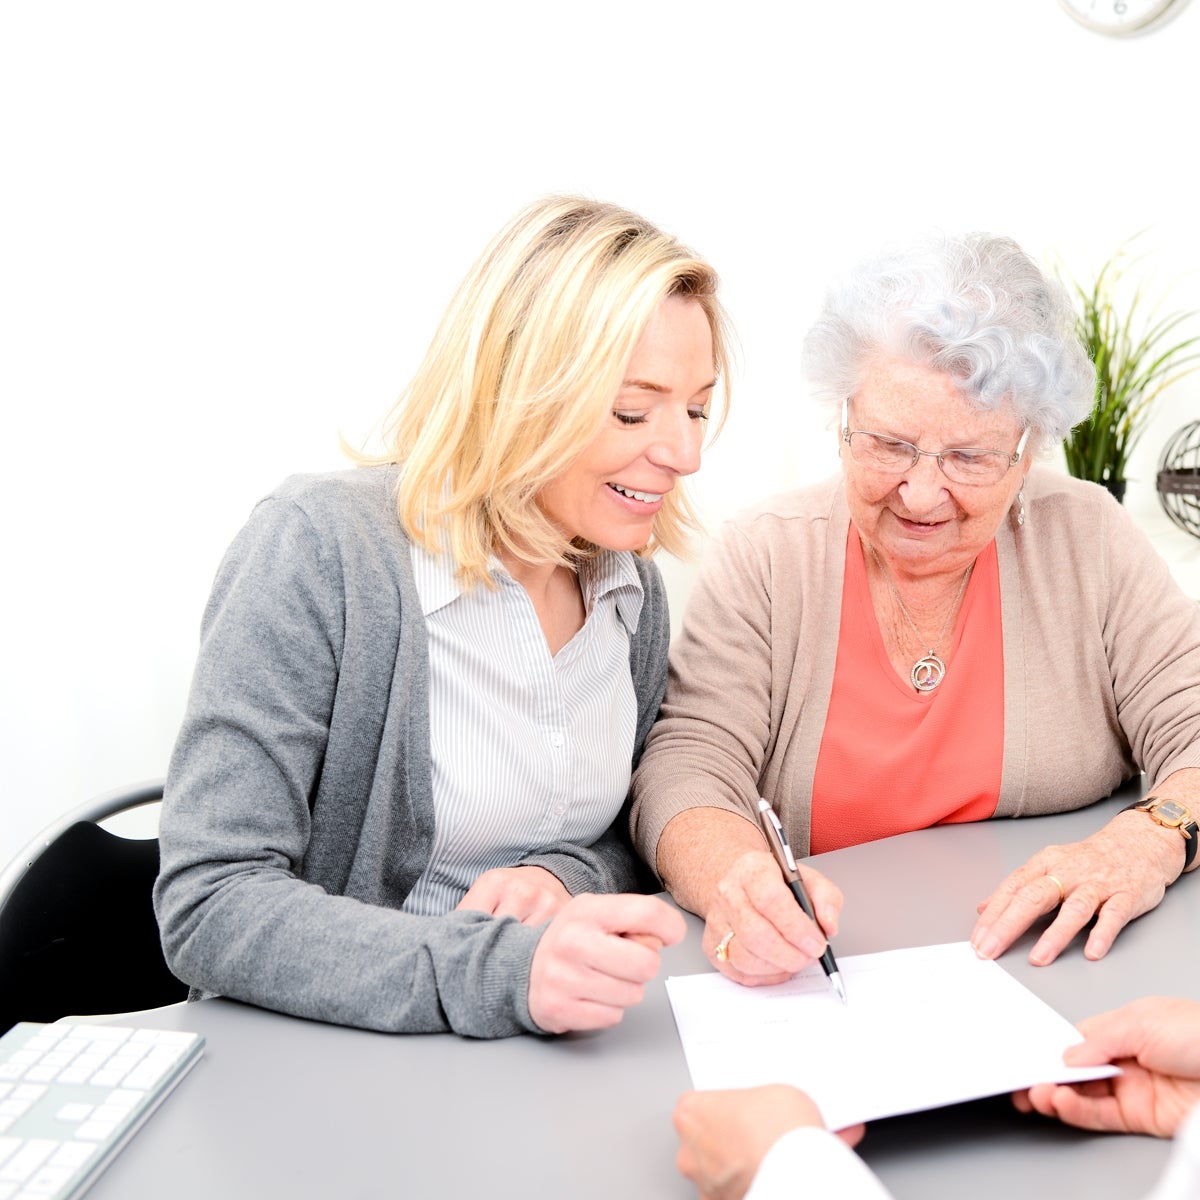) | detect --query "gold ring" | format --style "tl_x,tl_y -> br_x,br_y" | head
1046,874 -> 1066,905
714,931 -> 735,963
